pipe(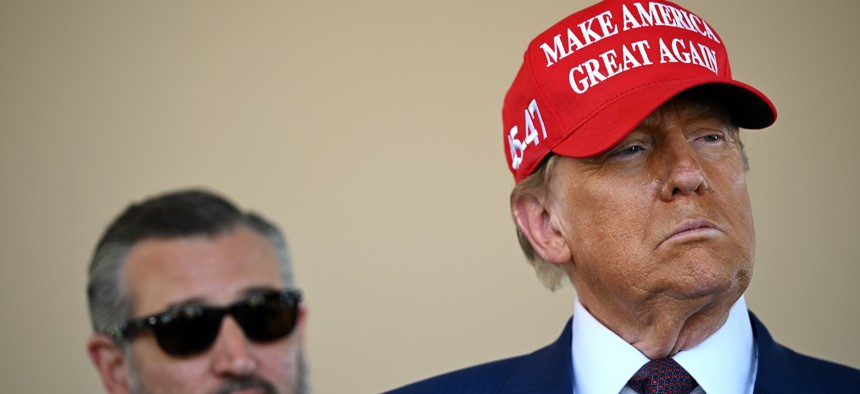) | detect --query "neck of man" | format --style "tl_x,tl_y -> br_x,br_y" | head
577,289 -> 741,360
